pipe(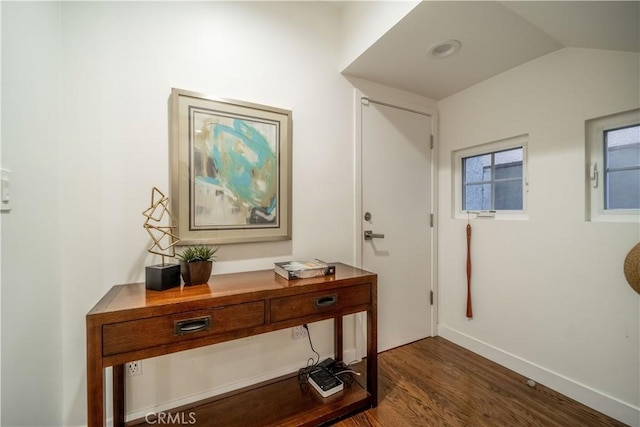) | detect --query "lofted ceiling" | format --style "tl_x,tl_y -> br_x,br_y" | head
341,1 -> 640,100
